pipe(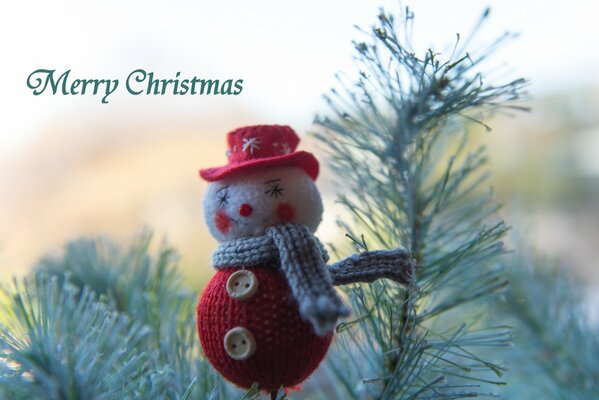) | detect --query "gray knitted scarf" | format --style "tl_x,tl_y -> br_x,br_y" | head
212,223 -> 414,336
